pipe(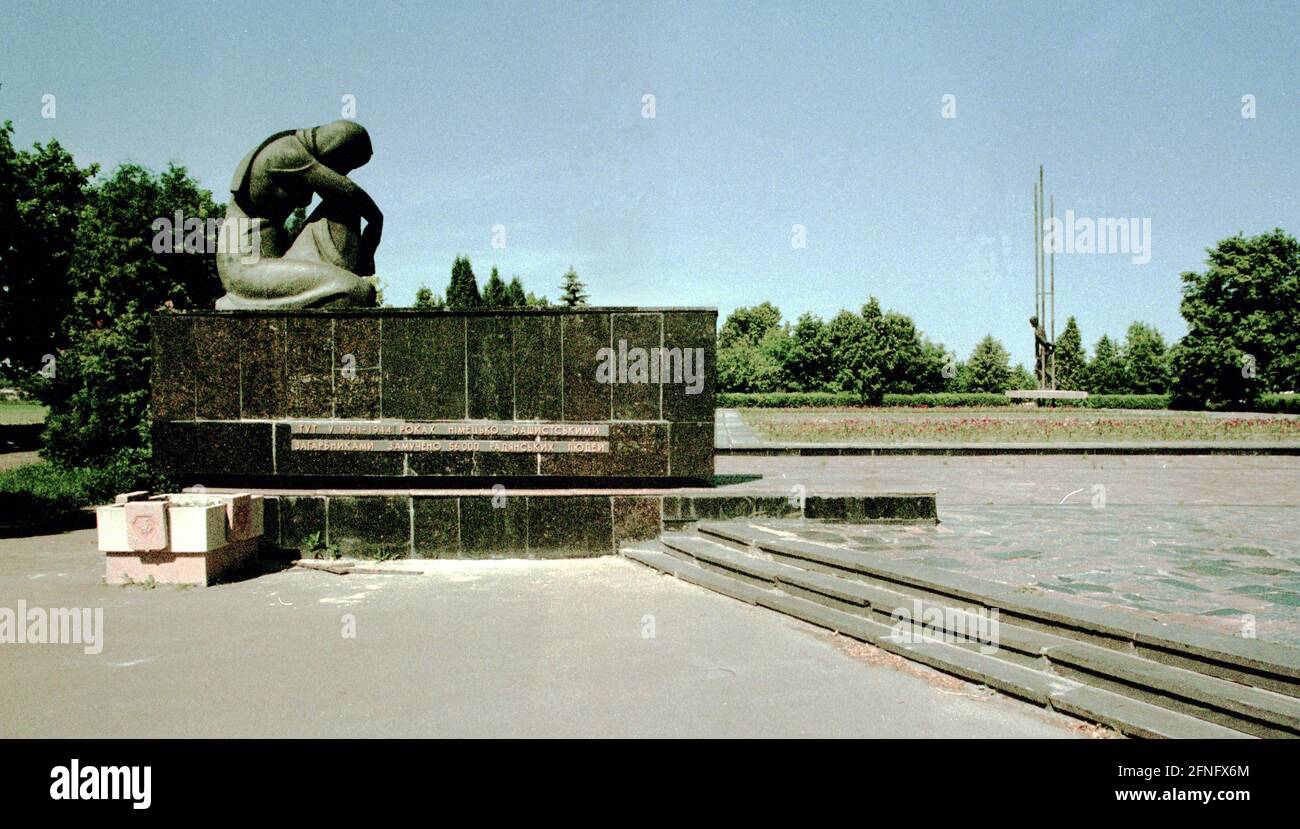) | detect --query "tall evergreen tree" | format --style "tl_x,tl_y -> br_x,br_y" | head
1053,317 -> 1087,391
1123,321 -> 1171,394
505,276 -> 527,307
559,266 -> 589,307
1088,335 -> 1129,393
413,285 -> 444,309
482,266 -> 508,308
445,256 -> 481,309
963,335 -> 1012,392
